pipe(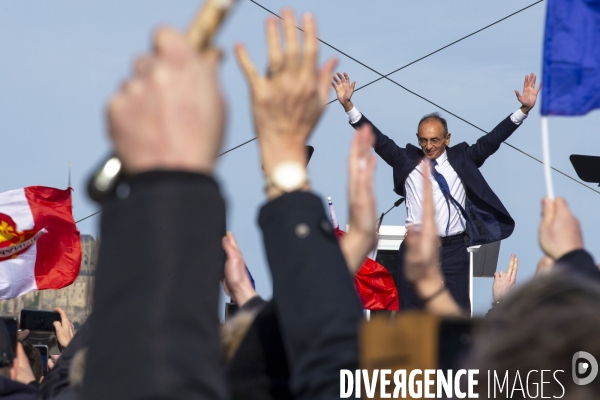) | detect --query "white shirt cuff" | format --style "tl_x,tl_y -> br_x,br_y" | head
346,107 -> 362,124
510,109 -> 528,125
